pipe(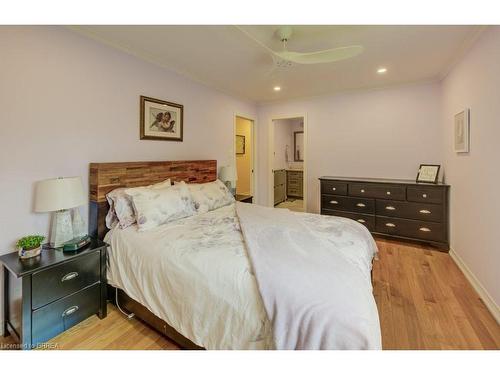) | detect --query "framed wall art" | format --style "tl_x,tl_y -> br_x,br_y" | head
236,135 -> 245,154
454,108 -> 469,153
140,95 -> 183,141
